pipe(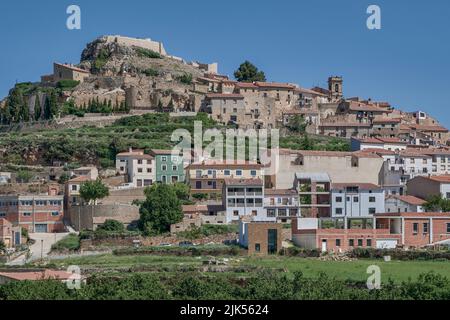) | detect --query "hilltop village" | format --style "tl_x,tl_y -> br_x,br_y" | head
1,35 -> 450,276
